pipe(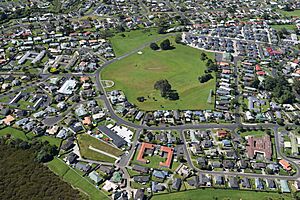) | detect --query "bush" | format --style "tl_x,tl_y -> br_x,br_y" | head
150,42 -> 159,50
